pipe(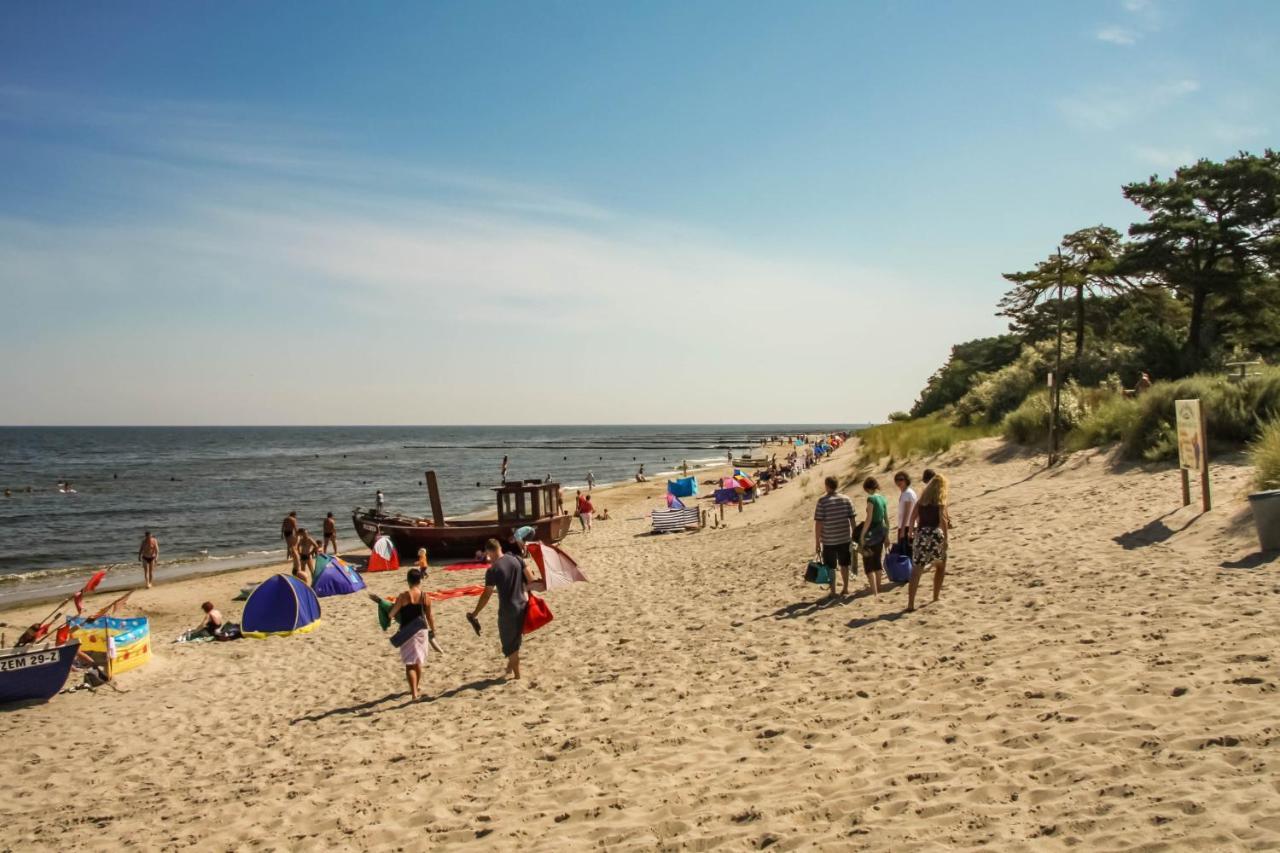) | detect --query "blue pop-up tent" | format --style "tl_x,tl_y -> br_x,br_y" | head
667,477 -> 698,498
312,554 -> 366,597
242,574 -> 322,638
